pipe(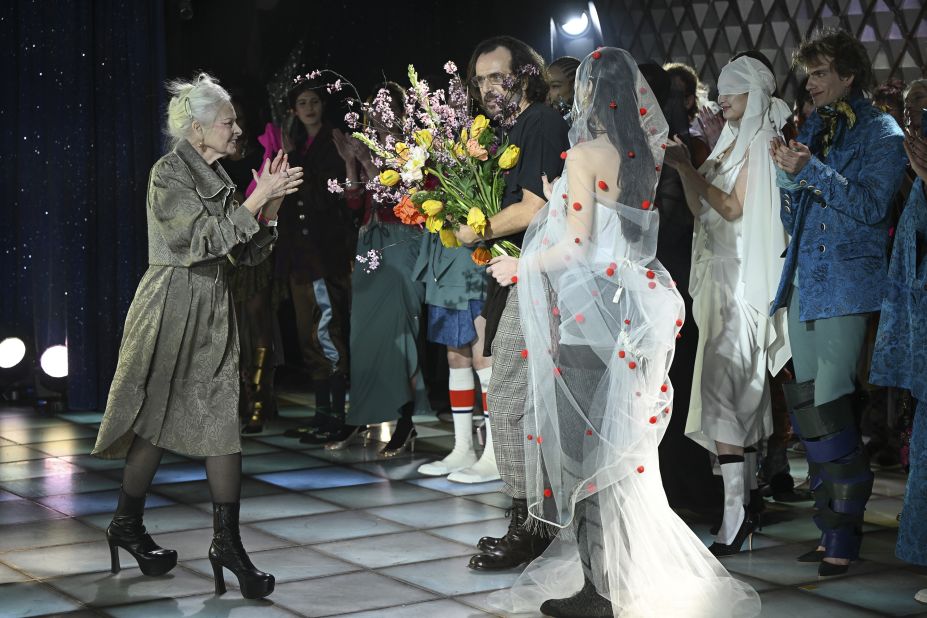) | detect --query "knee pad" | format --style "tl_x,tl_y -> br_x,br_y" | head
782,379 -> 815,413
791,394 -> 859,464
817,446 -> 874,531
